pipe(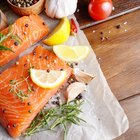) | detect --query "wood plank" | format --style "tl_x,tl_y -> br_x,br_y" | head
114,94 -> 140,140
75,0 -> 140,29
83,10 -> 140,100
